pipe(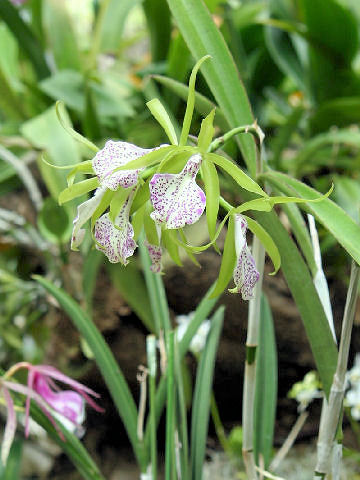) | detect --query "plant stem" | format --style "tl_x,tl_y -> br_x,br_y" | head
242,236 -> 265,480
209,122 -> 264,153
147,335 -> 158,480
165,331 -> 176,480
313,262 -> 360,478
